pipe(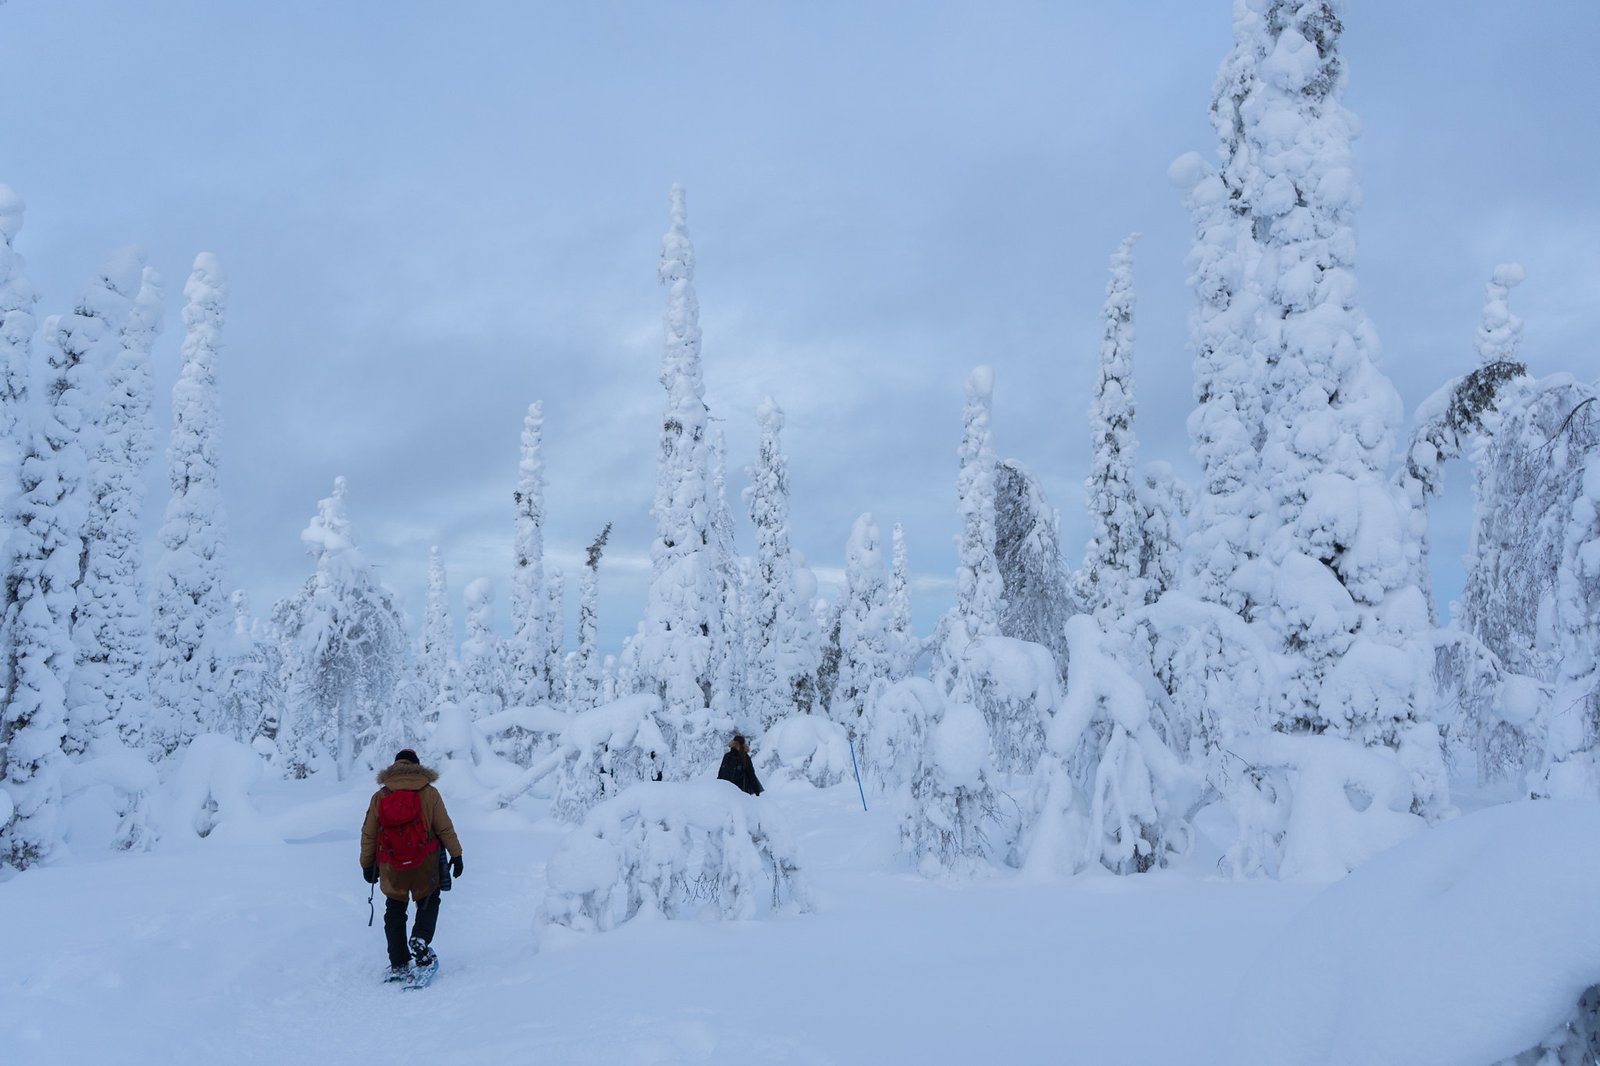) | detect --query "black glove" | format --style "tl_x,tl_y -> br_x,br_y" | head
363,865 -> 379,885
450,855 -> 464,879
